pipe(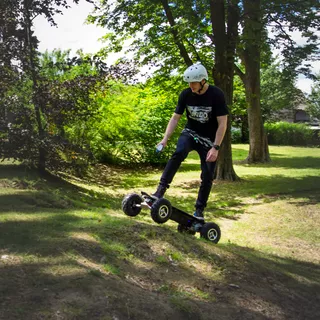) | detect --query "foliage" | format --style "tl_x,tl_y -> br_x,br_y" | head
68,81 -> 141,165
88,0 -> 243,180
73,75 -> 186,165
0,41 -> 136,173
231,76 -> 249,143
89,0 -> 319,166
91,0 -> 320,79
231,127 -> 242,144
233,61 -> 306,143
231,76 -> 247,120
88,0 -> 212,75
0,0 -> 89,172
264,0 -> 320,78
126,76 -> 186,165
260,60 -> 305,120
37,51 -> 137,171
264,122 -> 315,146
307,74 -> 320,119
